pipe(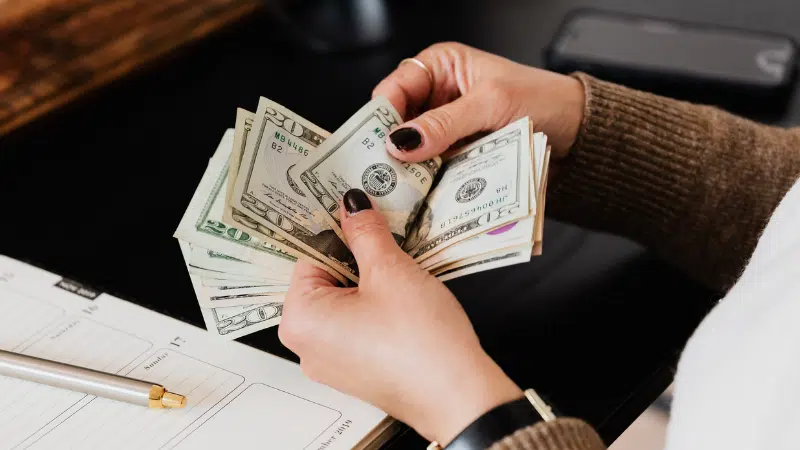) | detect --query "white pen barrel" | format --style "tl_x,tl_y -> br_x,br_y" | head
0,350 -> 155,406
